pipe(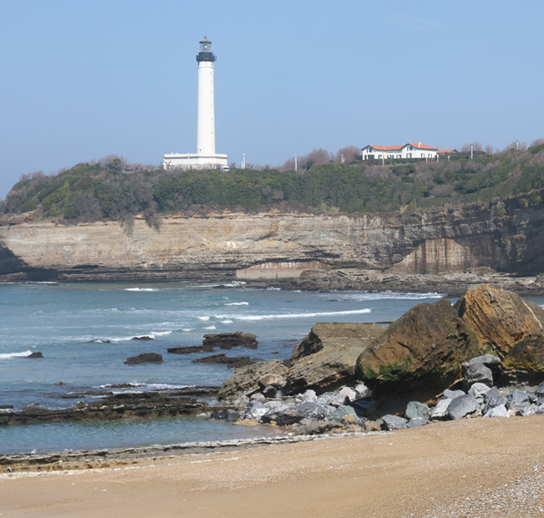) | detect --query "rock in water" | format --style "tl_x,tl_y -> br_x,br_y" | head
192,353 -> 255,369
124,353 -> 163,365
167,345 -> 215,354
356,298 -> 479,393
203,332 -> 258,349
27,352 -> 43,358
